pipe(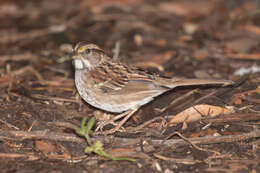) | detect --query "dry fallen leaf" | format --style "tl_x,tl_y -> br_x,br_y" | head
151,39 -> 167,47
227,53 -> 260,60
225,37 -> 259,53
35,140 -> 57,153
232,97 -> 243,105
170,104 -> 232,124
159,1 -> 215,17
80,0 -> 140,13
243,24 -> 260,35
194,48 -> 209,60
107,148 -> 150,159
